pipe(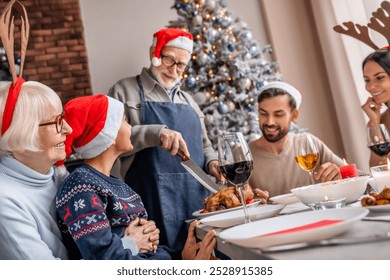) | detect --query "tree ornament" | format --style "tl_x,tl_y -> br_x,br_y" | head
197,52 -> 208,64
226,100 -> 235,112
239,78 -> 251,89
217,83 -> 226,92
217,102 -> 229,114
204,0 -> 216,11
205,114 -> 214,125
192,91 -> 207,105
256,80 -> 267,90
227,43 -> 235,51
185,75 -> 197,89
193,15 -> 203,26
